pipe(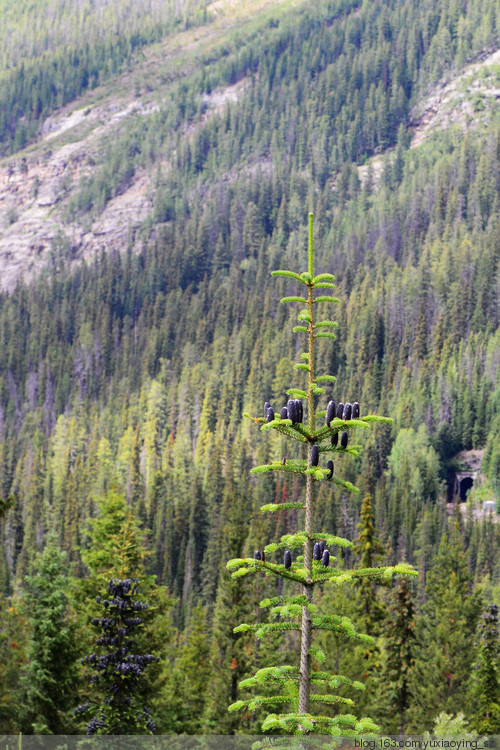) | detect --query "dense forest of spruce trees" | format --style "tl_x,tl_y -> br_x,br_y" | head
0,0 -> 211,154
1,0 -> 500,736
